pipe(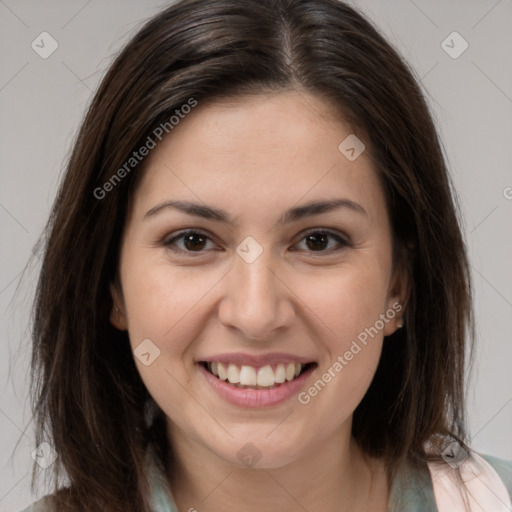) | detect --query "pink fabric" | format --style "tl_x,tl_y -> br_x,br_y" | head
428,452 -> 512,512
